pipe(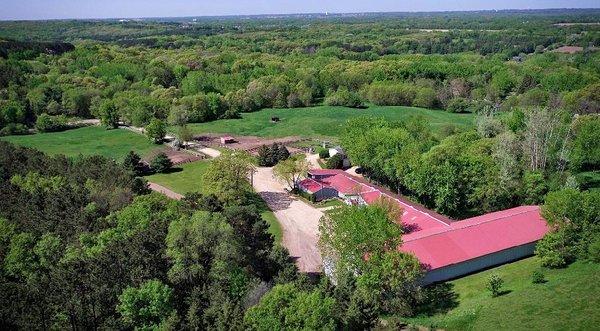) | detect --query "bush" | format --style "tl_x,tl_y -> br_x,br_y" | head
531,270 -> 546,284
318,148 -> 330,159
535,231 -> 571,268
35,114 -> 68,132
446,97 -> 470,113
367,83 -> 416,106
325,88 -> 364,108
150,153 -> 173,173
0,123 -> 29,136
486,273 -> 504,297
326,153 -> 344,169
